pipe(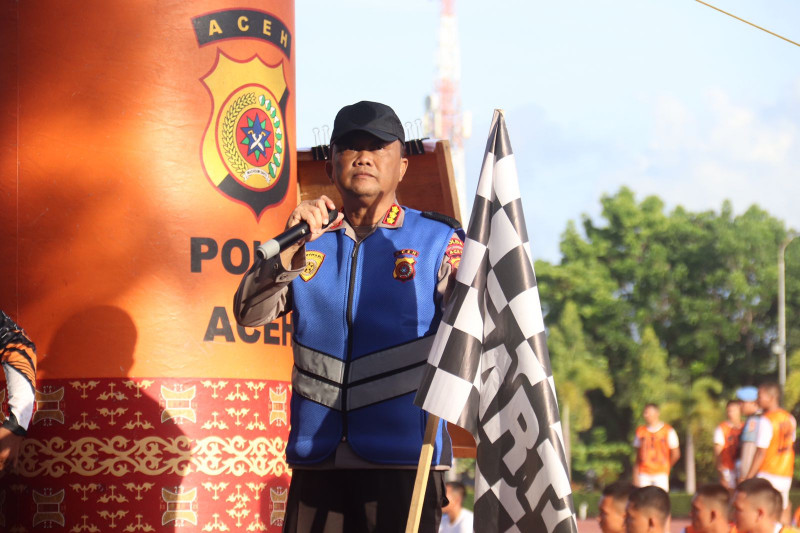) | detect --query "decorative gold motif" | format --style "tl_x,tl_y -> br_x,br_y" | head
247,514 -> 268,532
33,387 -> 65,425
202,481 -> 230,501
269,385 -> 288,426
123,514 -> 155,532
225,407 -> 250,426
70,482 -> 100,501
98,485 -> 129,504
202,412 -> 229,430
226,484 -> 250,528
245,381 -> 267,399
246,482 -> 269,498
193,436 -> 289,477
69,380 -> 100,399
225,383 -> 249,401
70,514 -> 101,532
270,486 -> 288,526
162,487 -> 197,525
98,407 -> 128,425
201,380 -> 229,399
98,510 -> 128,528
161,385 -> 196,424
18,435 -> 287,478
123,482 -> 154,501
203,513 -> 231,532
123,379 -> 154,399
98,382 -> 128,401
123,411 -> 154,430
33,489 -> 65,527
70,412 -> 100,431
19,436 -> 192,478
246,412 -> 267,431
